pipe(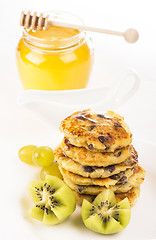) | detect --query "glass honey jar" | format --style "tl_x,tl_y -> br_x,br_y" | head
16,11 -> 94,90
